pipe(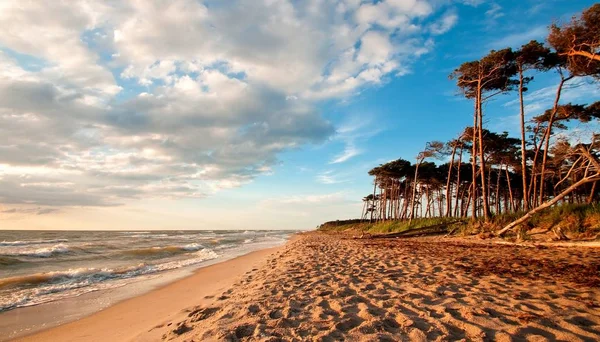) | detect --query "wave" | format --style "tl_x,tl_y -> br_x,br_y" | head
182,243 -> 203,251
0,248 -> 219,311
0,244 -> 70,258
0,256 -> 23,266
215,243 -> 237,250
124,233 -> 170,238
121,243 -> 204,257
0,238 -> 68,247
